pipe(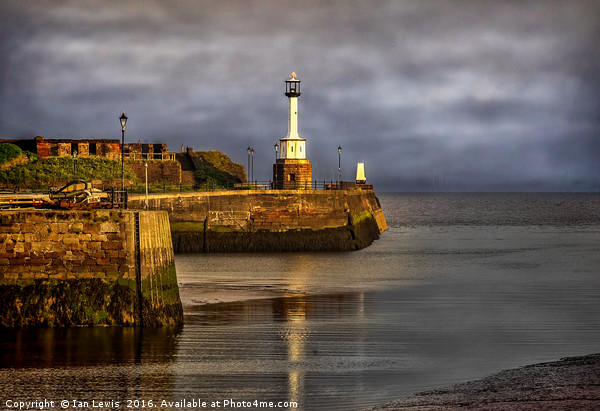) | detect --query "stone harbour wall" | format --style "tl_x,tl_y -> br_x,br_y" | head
0,210 -> 183,327
127,161 -> 182,185
128,190 -> 388,252
137,211 -> 182,326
